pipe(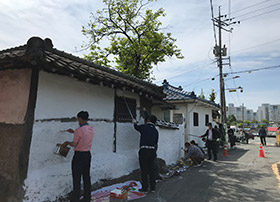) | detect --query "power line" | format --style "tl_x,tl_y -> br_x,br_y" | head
158,35 -> 280,84
155,60 -> 216,82
240,6 -> 280,21
231,38 -> 280,55
224,64 -> 280,75
235,2 -> 280,18
231,0 -> 274,14
225,83 -> 238,106
227,0 -> 242,106
182,69 -> 219,89
183,64 -> 280,89
182,77 -> 212,88
210,0 -> 217,45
